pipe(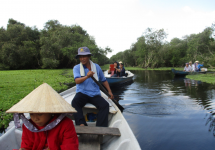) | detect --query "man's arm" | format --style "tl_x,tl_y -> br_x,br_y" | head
75,71 -> 94,84
115,68 -> 121,72
102,81 -> 114,99
199,64 -> 203,67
